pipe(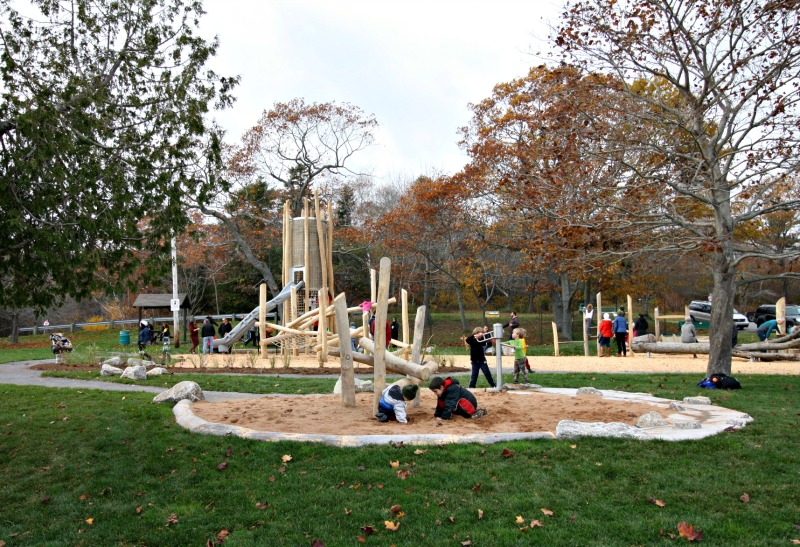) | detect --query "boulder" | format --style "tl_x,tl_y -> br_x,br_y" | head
153,381 -> 205,404
683,396 -> 712,405
147,367 -> 170,377
636,411 -> 668,428
102,356 -> 123,367
120,365 -> 147,381
100,364 -> 123,377
556,420 -> 652,440
333,376 -> 374,395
